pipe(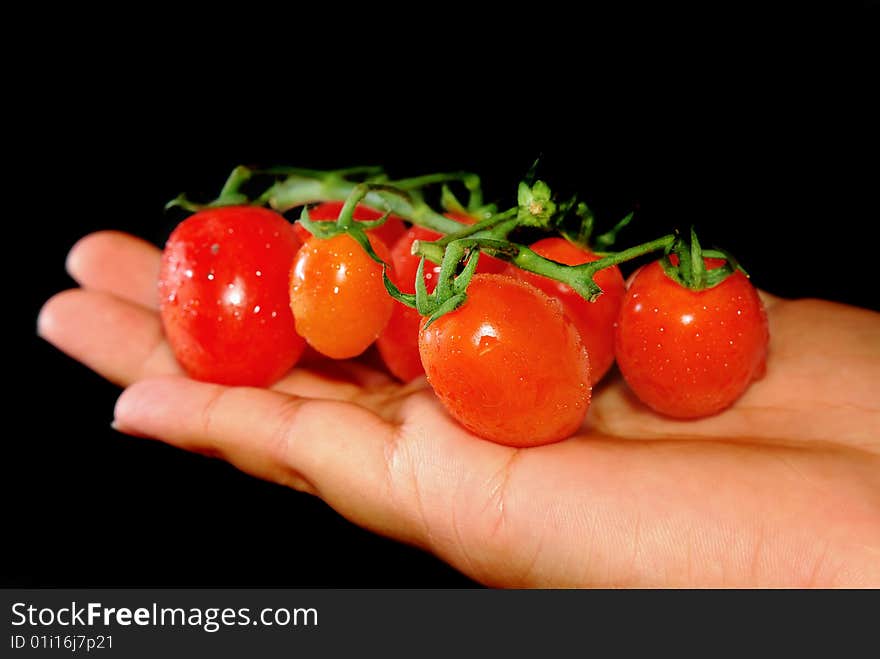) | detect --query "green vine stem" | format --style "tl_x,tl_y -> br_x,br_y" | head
442,234 -> 677,301
257,173 -> 468,235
